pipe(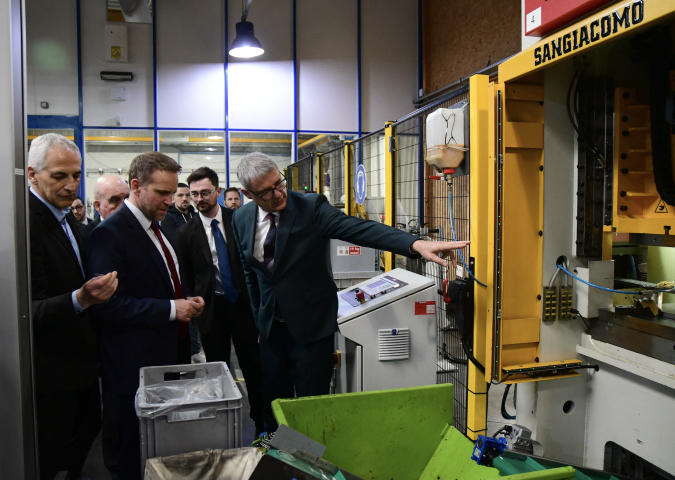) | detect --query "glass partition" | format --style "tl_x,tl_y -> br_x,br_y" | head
228,132 -> 293,200
158,130 -> 226,187
83,129 -> 153,219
